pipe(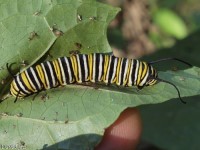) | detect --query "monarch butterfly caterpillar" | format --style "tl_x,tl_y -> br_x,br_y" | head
8,53 -> 191,103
